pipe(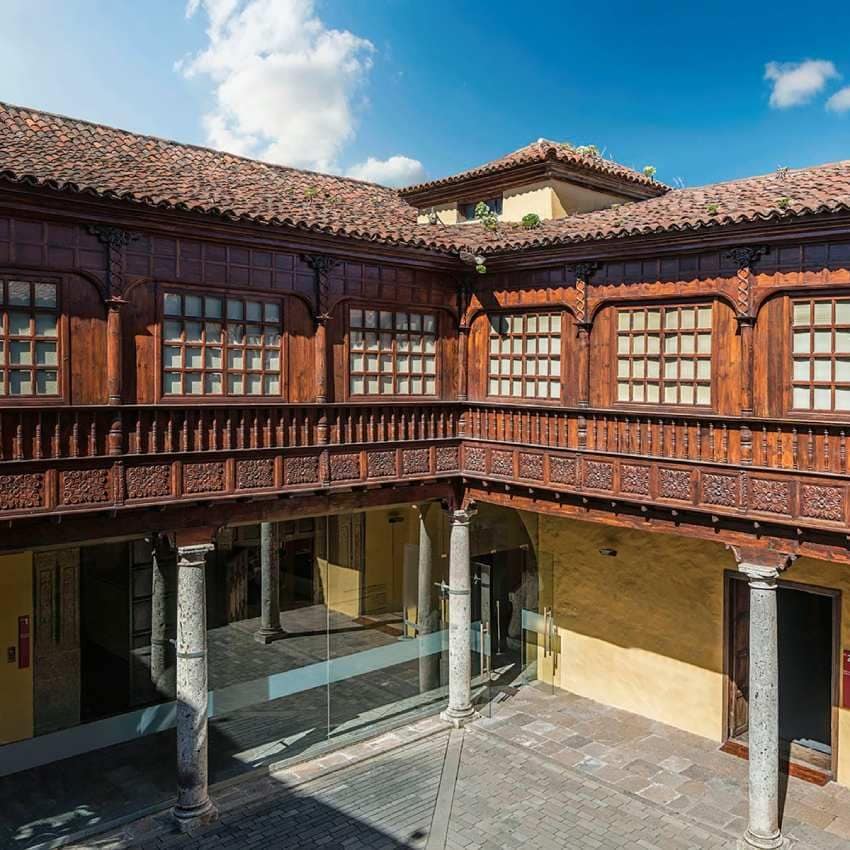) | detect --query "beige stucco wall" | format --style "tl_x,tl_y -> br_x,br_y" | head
416,203 -> 459,225
501,182 -> 558,222
551,180 -> 630,214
